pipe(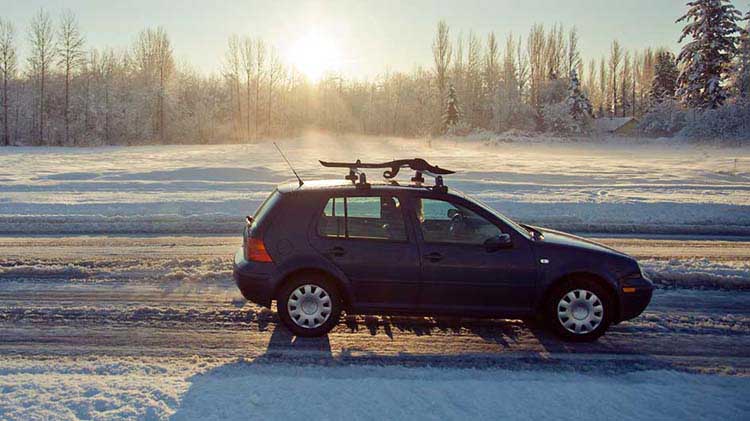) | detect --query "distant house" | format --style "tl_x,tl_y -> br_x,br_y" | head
595,117 -> 639,136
